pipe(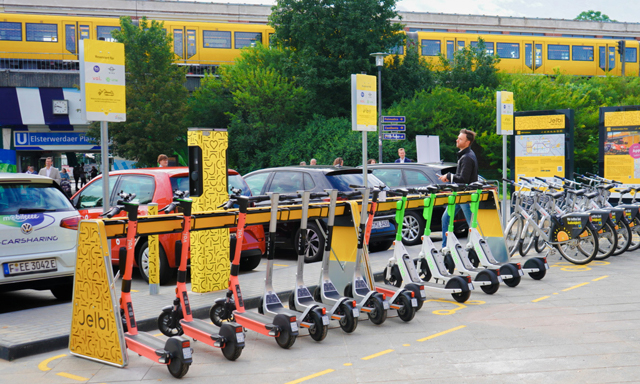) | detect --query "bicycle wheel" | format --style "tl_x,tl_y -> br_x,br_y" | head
555,223 -> 598,265
594,222 -> 617,260
519,211 -> 538,256
504,215 -> 523,257
612,220 -> 632,256
534,216 -> 551,254
627,217 -> 640,252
